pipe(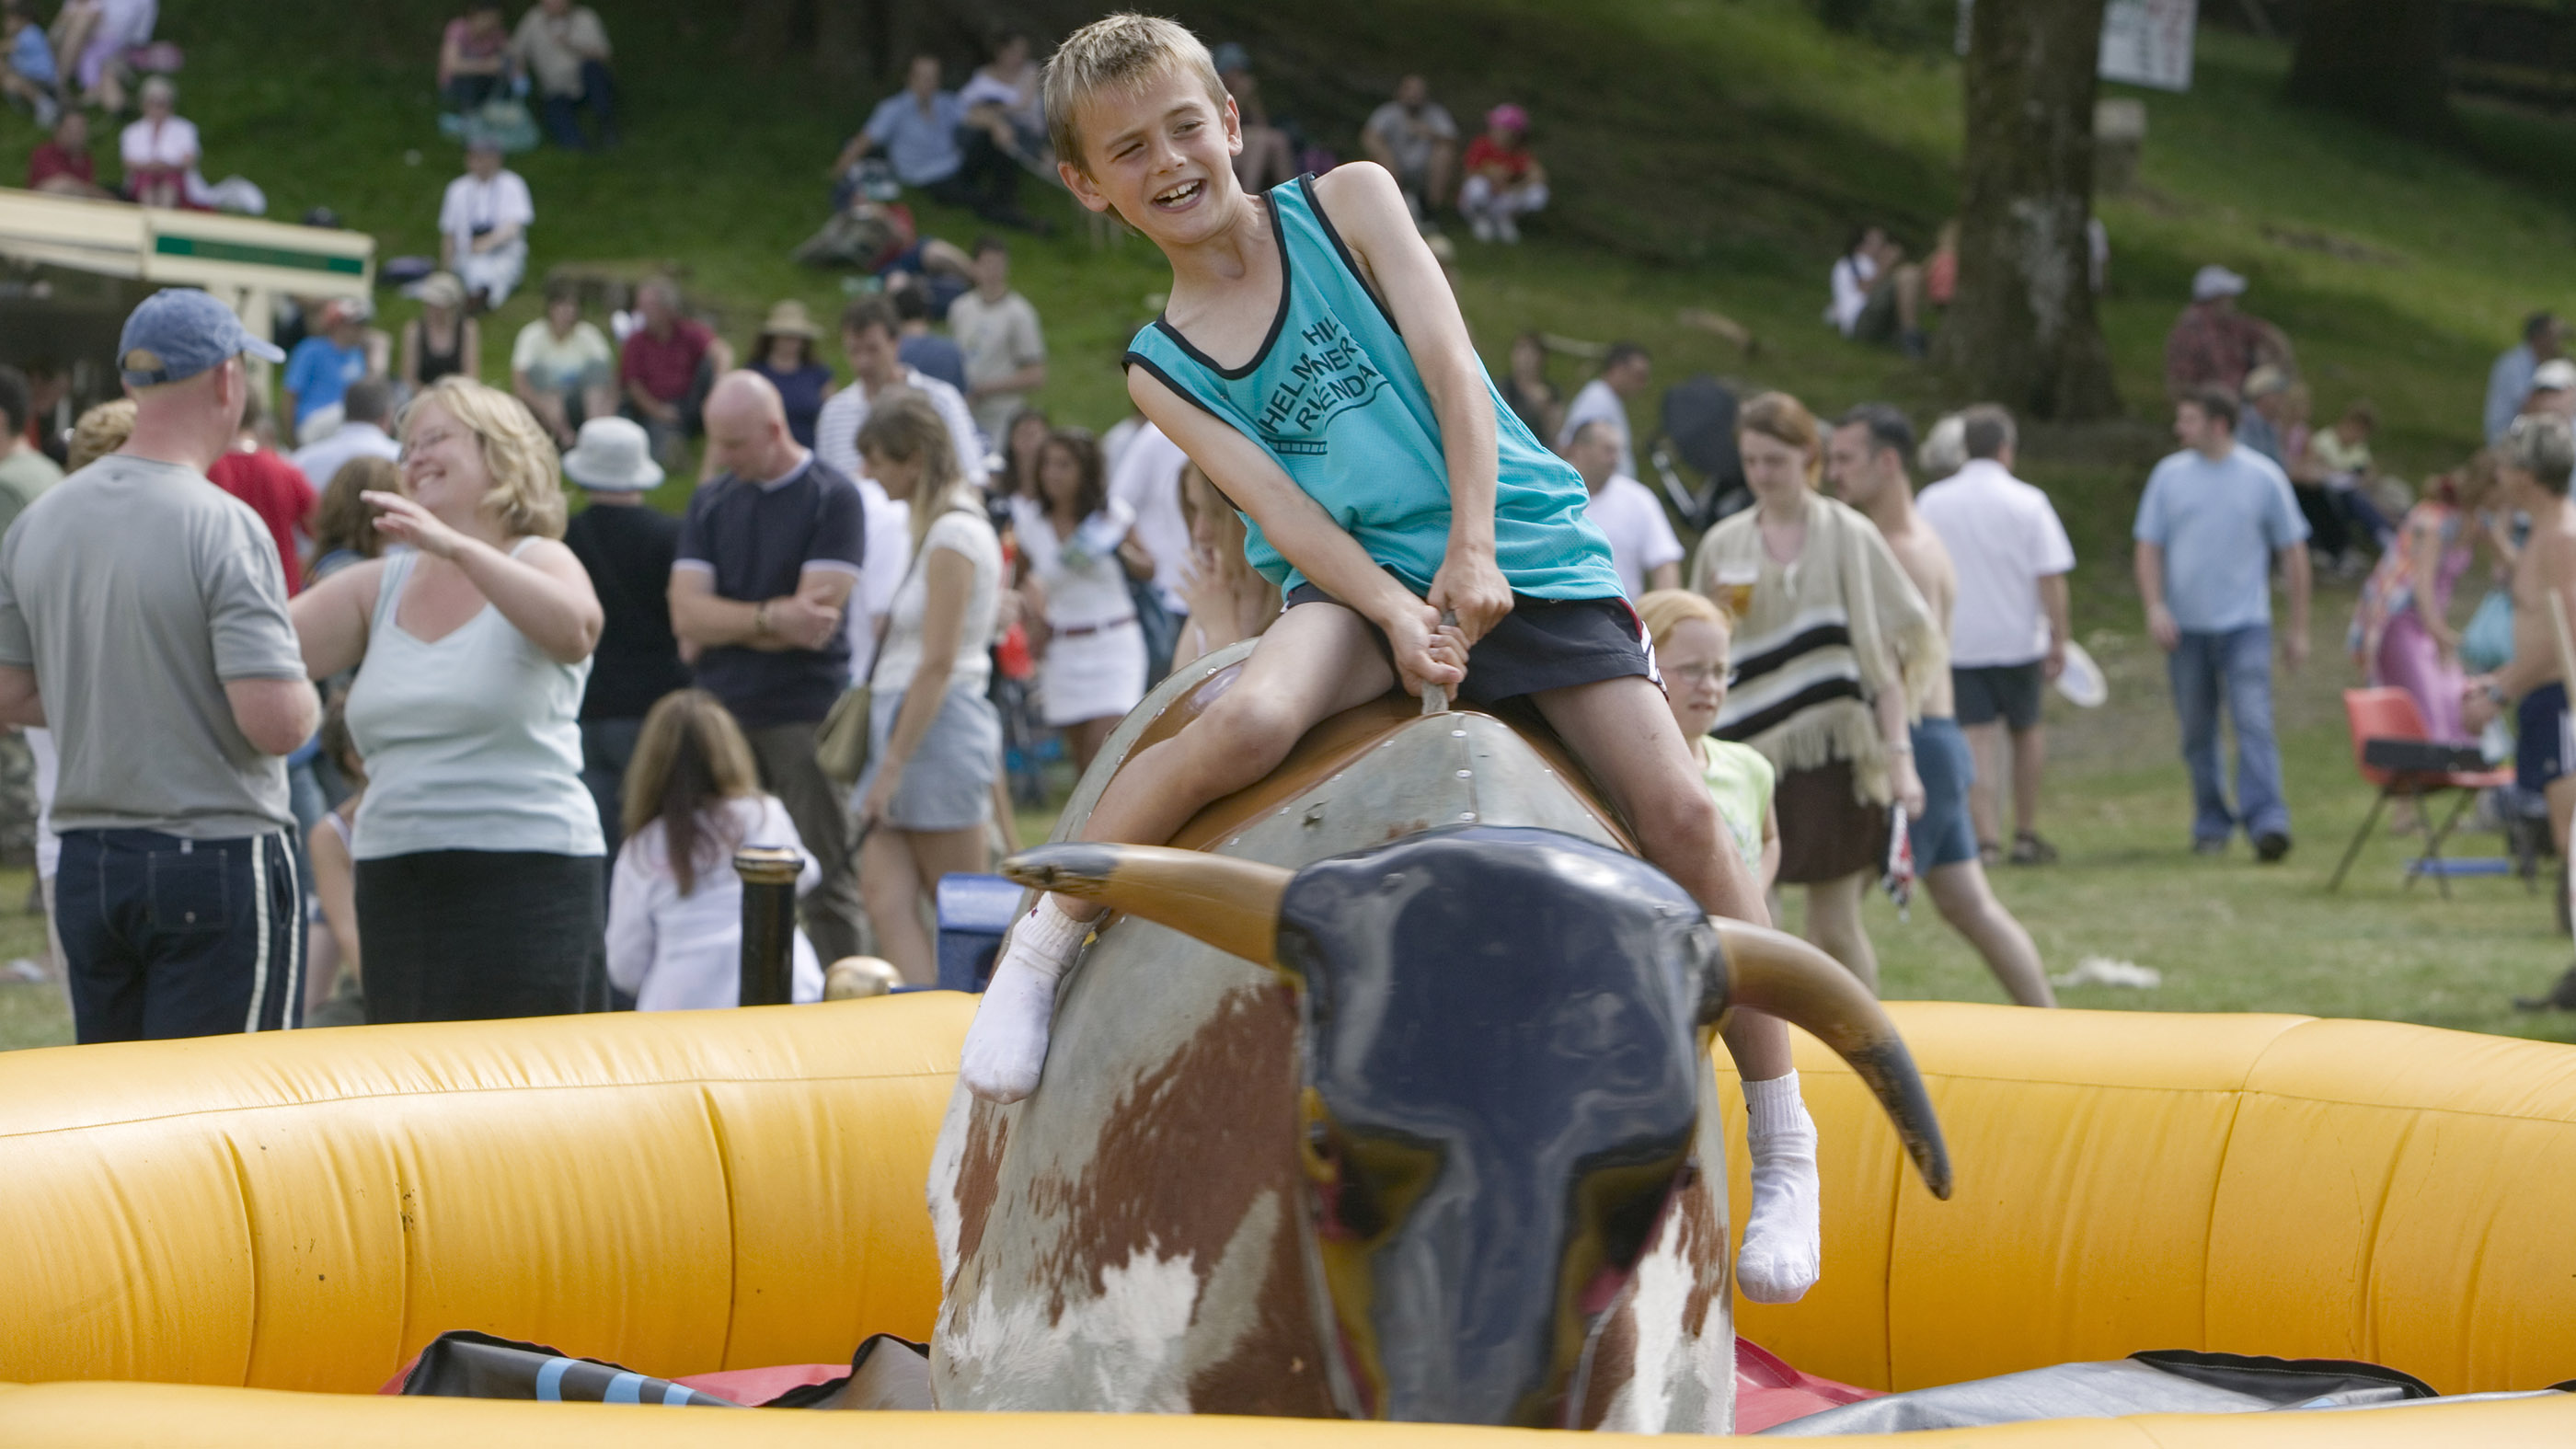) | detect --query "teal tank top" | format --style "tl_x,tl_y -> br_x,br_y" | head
1122,176 -> 1621,602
